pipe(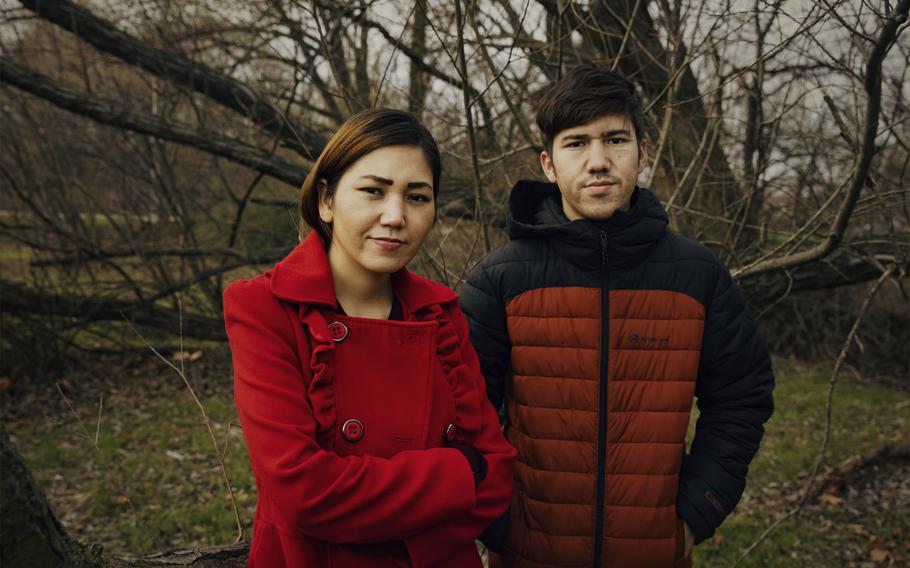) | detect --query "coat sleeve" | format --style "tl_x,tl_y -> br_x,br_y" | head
458,262 -> 511,412
224,279 -> 478,544
677,264 -> 775,544
404,302 -> 517,566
